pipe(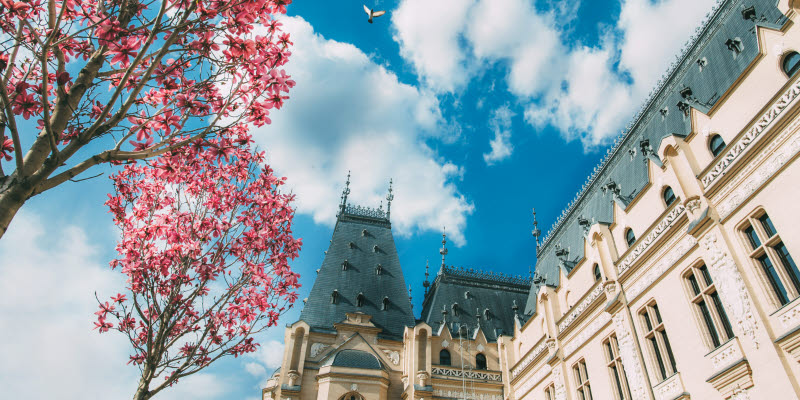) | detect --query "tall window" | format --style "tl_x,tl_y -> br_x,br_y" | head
381,296 -> 390,310
741,211 -> 800,307
572,359 -> 593,400
663,186 -> 676,207
709,134 -> 726,157
356,292 -> 365,307
640,302 -> 677,382
544,384 -> 556,400
331,290 -> 339,304
683,264 -> 734,349
439,349 -> 451,366
625,228 -> 636,247
593,264 -> 602,282
475,353 -> 487,370
783,51 -> 800,77
604,334 -> 631,400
